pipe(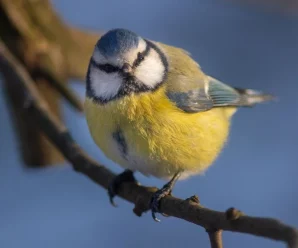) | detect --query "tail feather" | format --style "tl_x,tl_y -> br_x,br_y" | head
207,76 -> 275,108
233,88 -> 276,107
